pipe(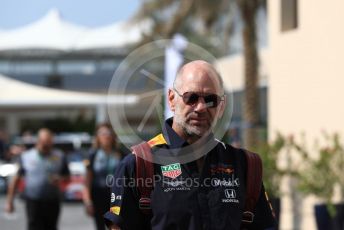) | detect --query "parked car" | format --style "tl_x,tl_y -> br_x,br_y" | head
0,161 -> 18,194
63,151 -> 87,201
